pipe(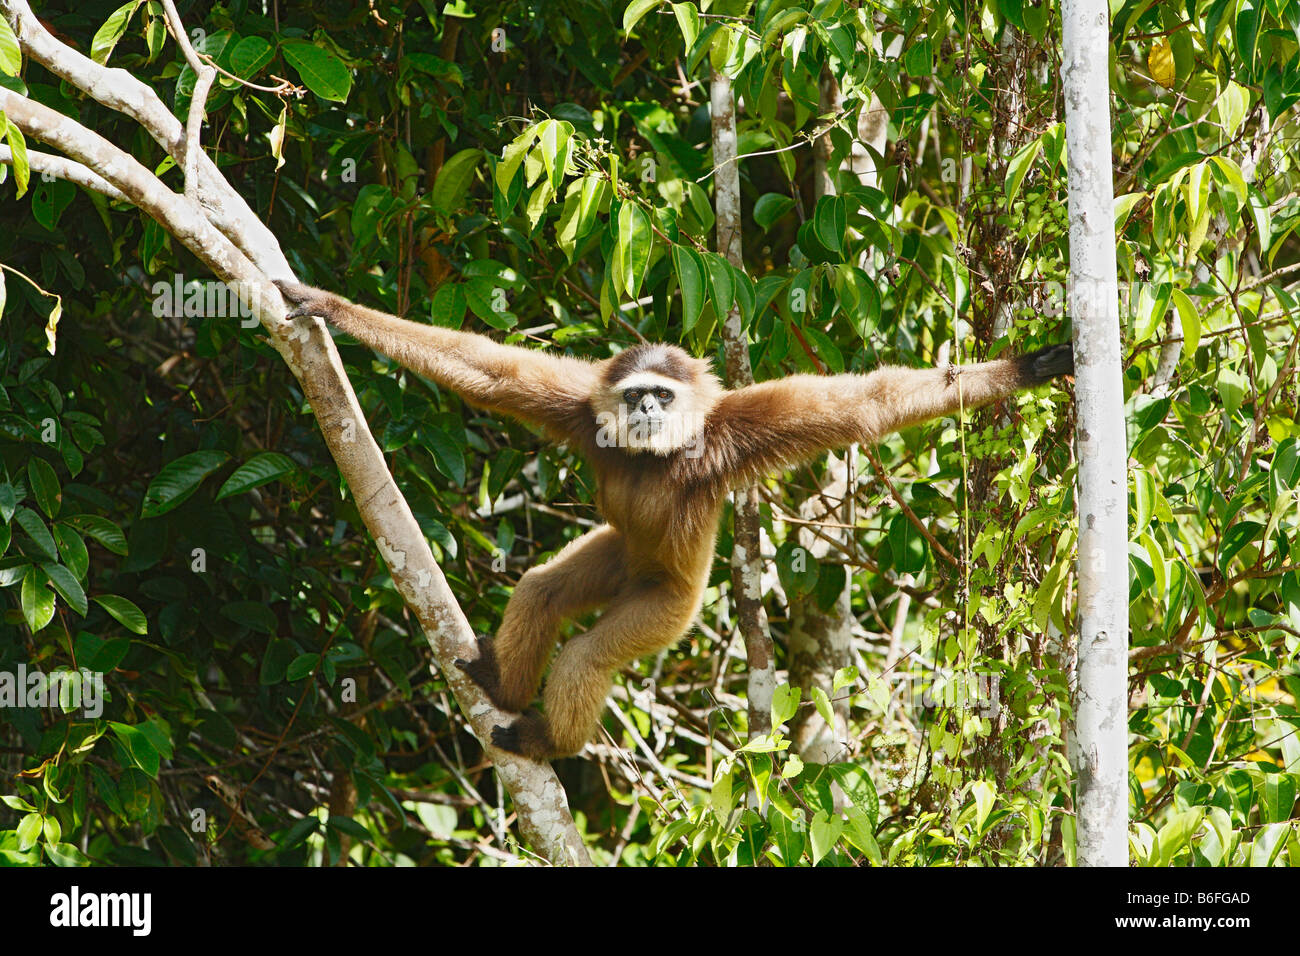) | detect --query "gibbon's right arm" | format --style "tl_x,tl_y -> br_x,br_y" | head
275,281 -> 601,441
709,343 -> 1073,485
